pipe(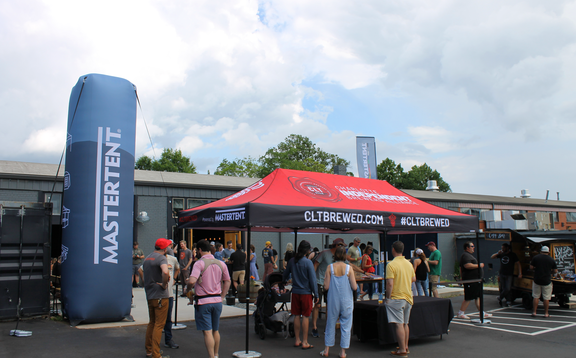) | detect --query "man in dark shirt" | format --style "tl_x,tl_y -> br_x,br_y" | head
178,240 -> 193,297
457,241 -> 492,319
143,238 -> 171,358
491,243 -> 522,306
229,245 -> 247,292
262,241 -> 276,280
530,246 -> 558,318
